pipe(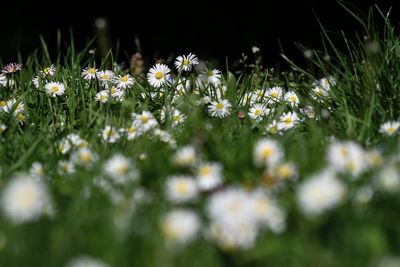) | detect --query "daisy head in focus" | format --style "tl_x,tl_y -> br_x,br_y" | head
114,74 -> 135,89
82,67 -> 98,81
379,121 -> 400,136
45,82 -> 66,97
199,69 -> 221,86
174,53 -> 199,72
2,63 -> 22,74
147,63 -> 171,88
208,99 -> 232,118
